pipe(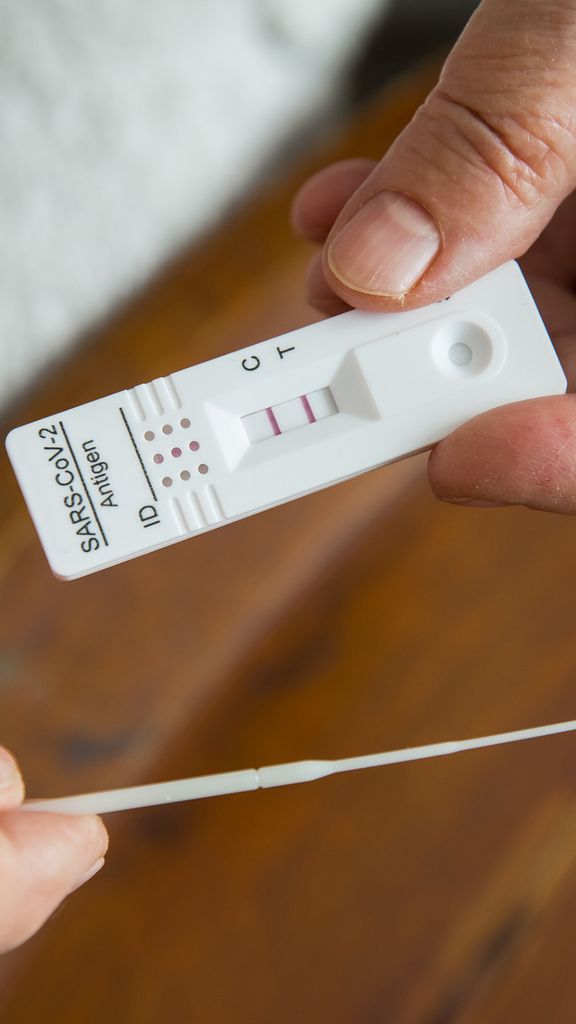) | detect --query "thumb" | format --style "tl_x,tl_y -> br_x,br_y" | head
324,0 -> 576,310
